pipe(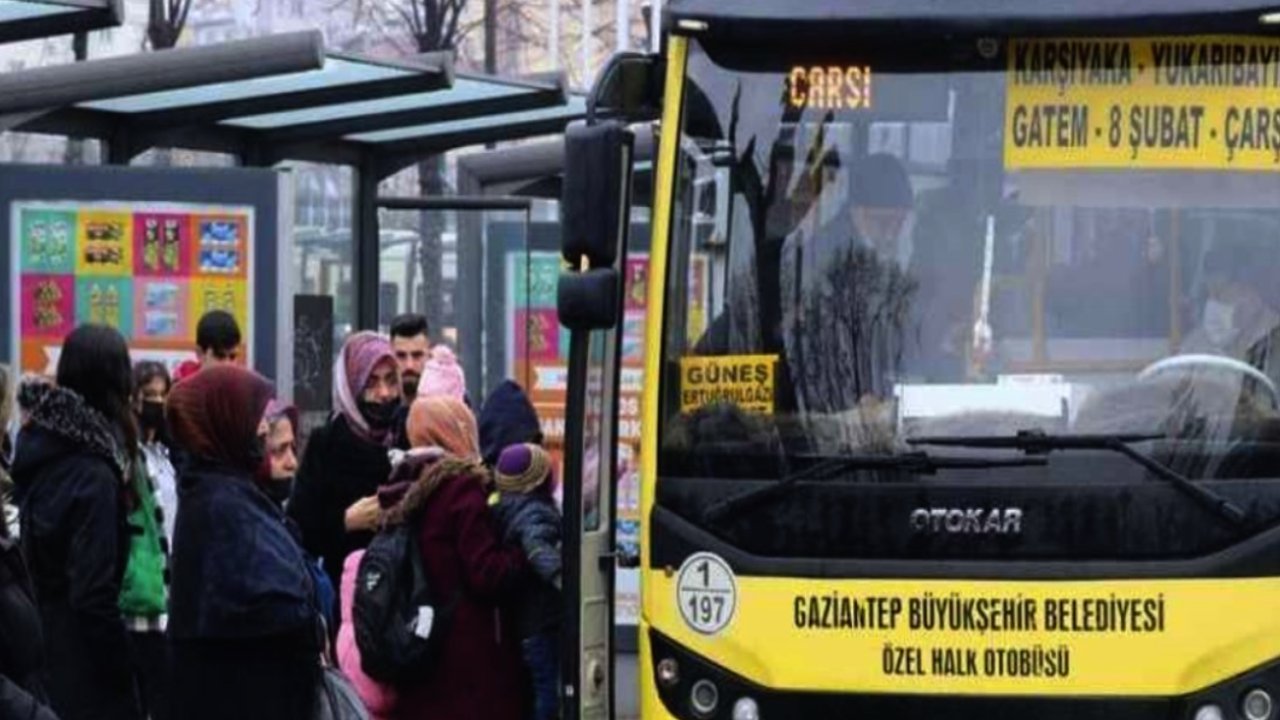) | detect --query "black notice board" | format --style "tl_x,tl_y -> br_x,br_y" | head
293,294 -> 333,414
